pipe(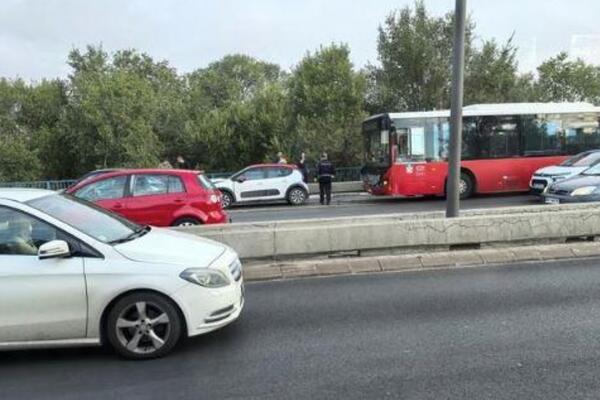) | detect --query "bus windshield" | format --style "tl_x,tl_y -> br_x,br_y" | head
364,119 -> 390,166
